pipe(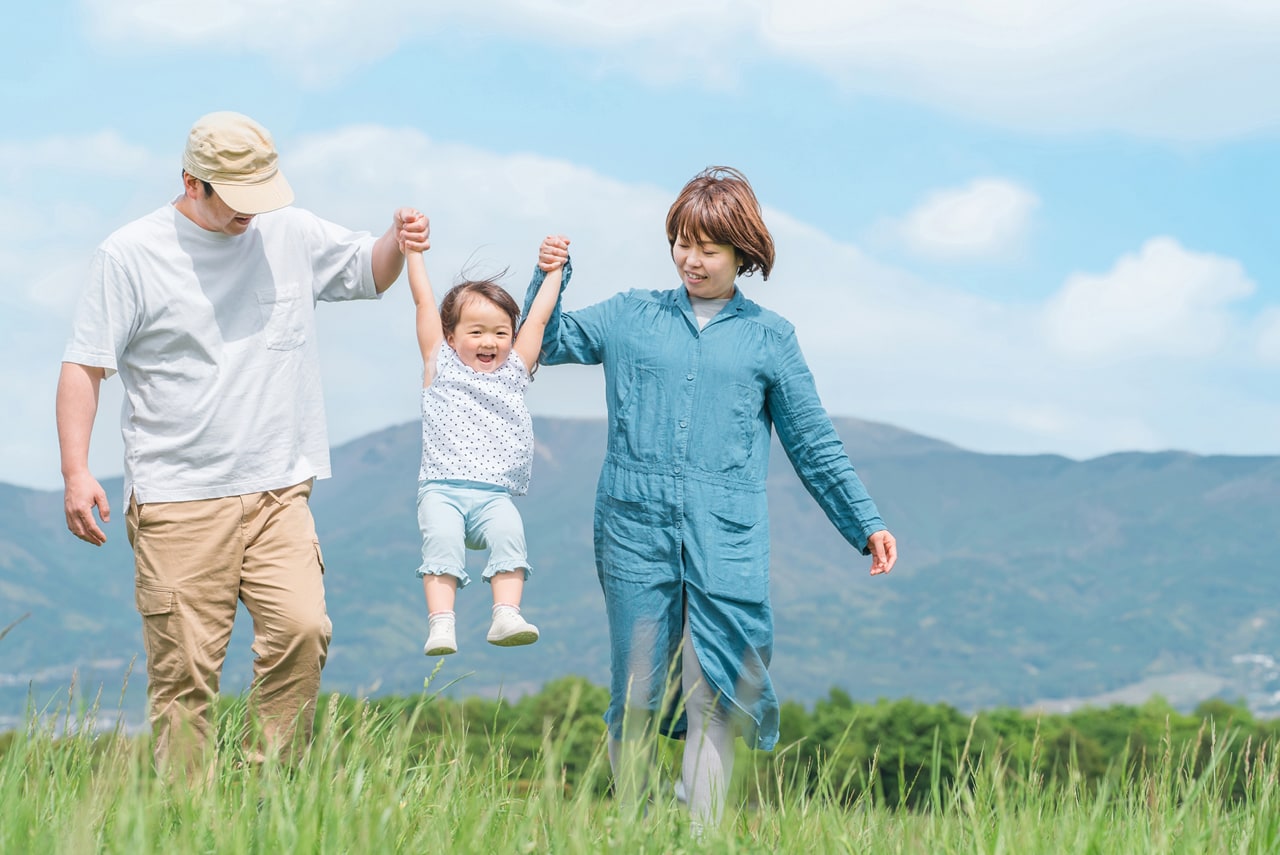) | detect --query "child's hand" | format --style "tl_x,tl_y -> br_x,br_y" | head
538,234 -> 570,272
397,208 -> 430,254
